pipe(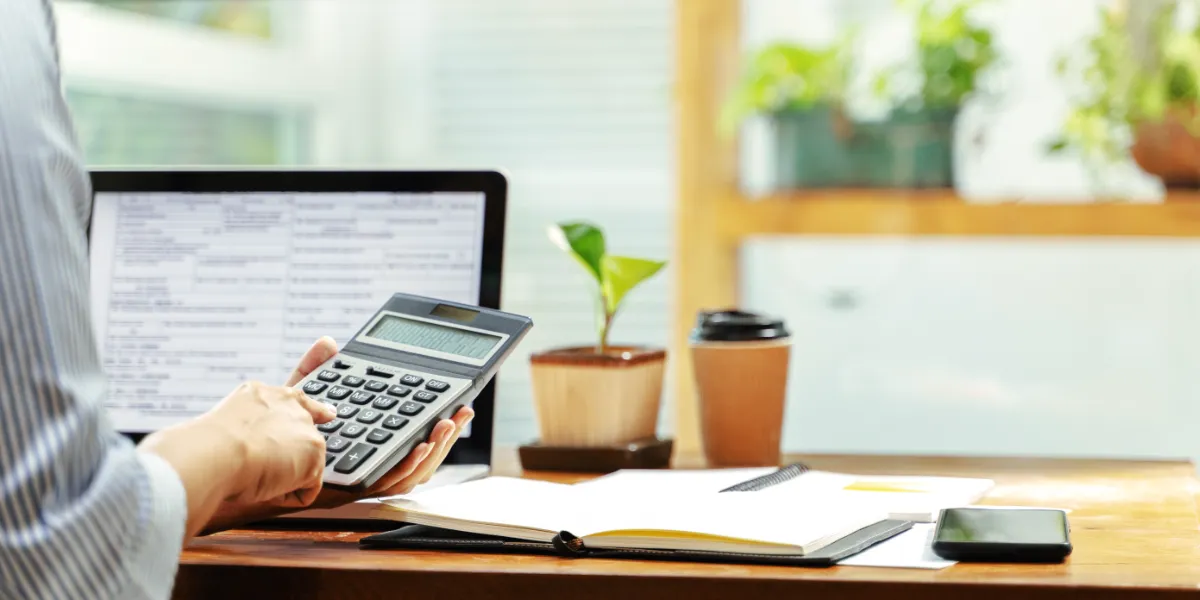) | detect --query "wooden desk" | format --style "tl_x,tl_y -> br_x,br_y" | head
175,451 -> 1200,600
